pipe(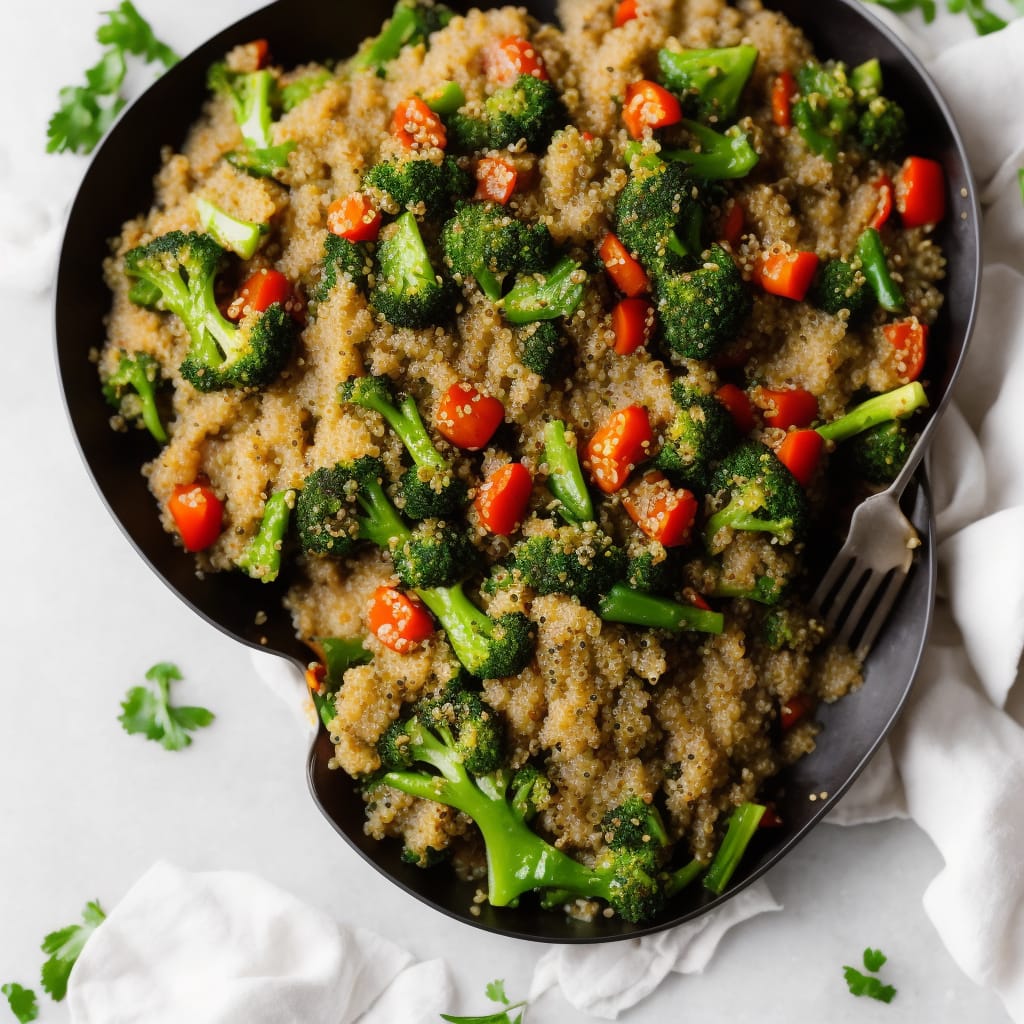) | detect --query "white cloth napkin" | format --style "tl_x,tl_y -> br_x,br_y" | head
68,861 -> 451,1024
